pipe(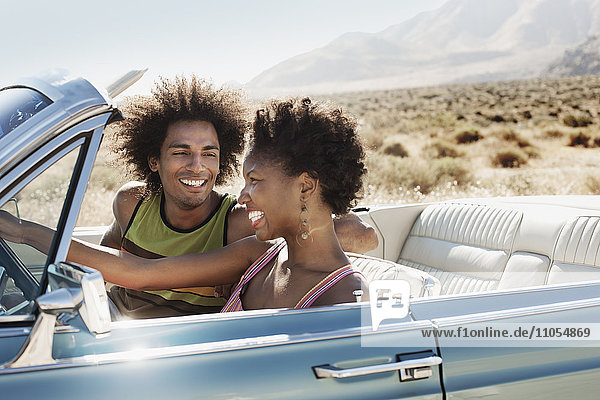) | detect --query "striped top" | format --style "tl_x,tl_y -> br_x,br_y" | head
108,191 -> 237,318
221,239 -> 360,312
